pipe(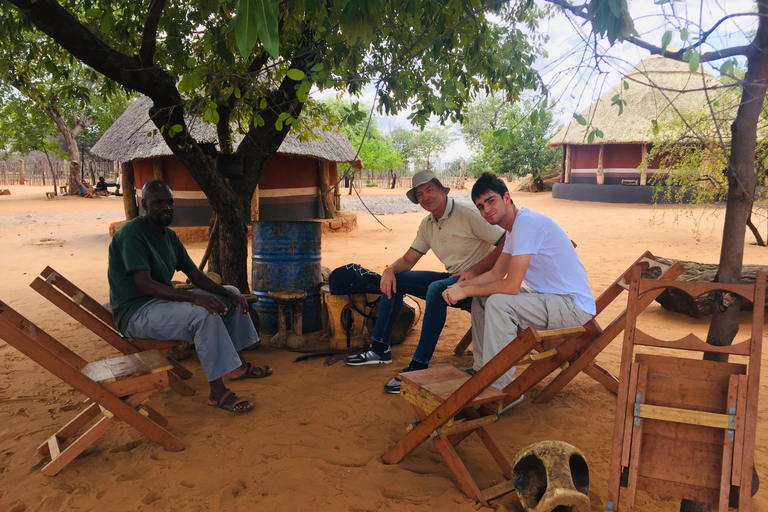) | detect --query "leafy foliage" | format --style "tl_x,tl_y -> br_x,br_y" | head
1,0 -> 549,287
461,94 -> 561,178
